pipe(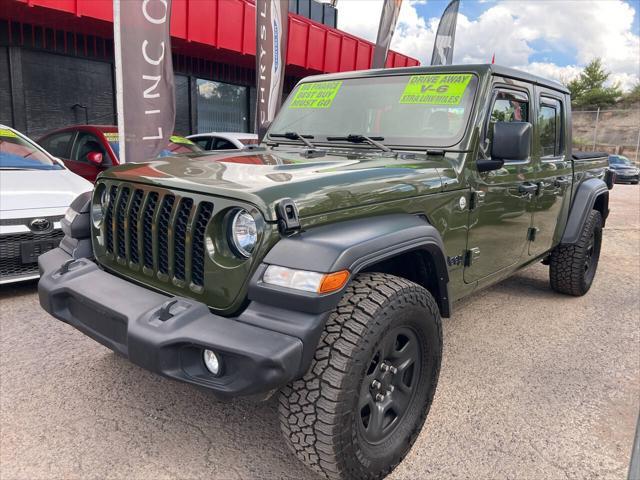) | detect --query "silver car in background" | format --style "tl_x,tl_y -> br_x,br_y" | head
0,125 -> 92,284
186,132 -> 259,151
